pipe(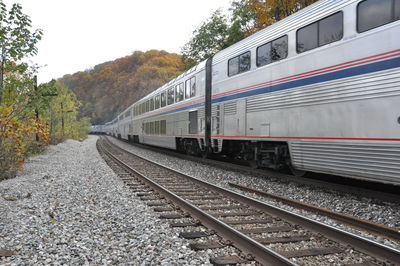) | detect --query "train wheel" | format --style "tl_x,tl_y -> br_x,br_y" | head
185,139 -> 201,156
